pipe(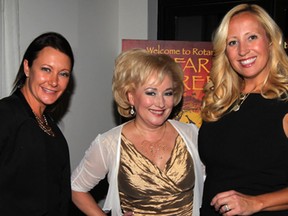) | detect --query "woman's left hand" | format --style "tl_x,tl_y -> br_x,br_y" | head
211,190 -> 261,215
